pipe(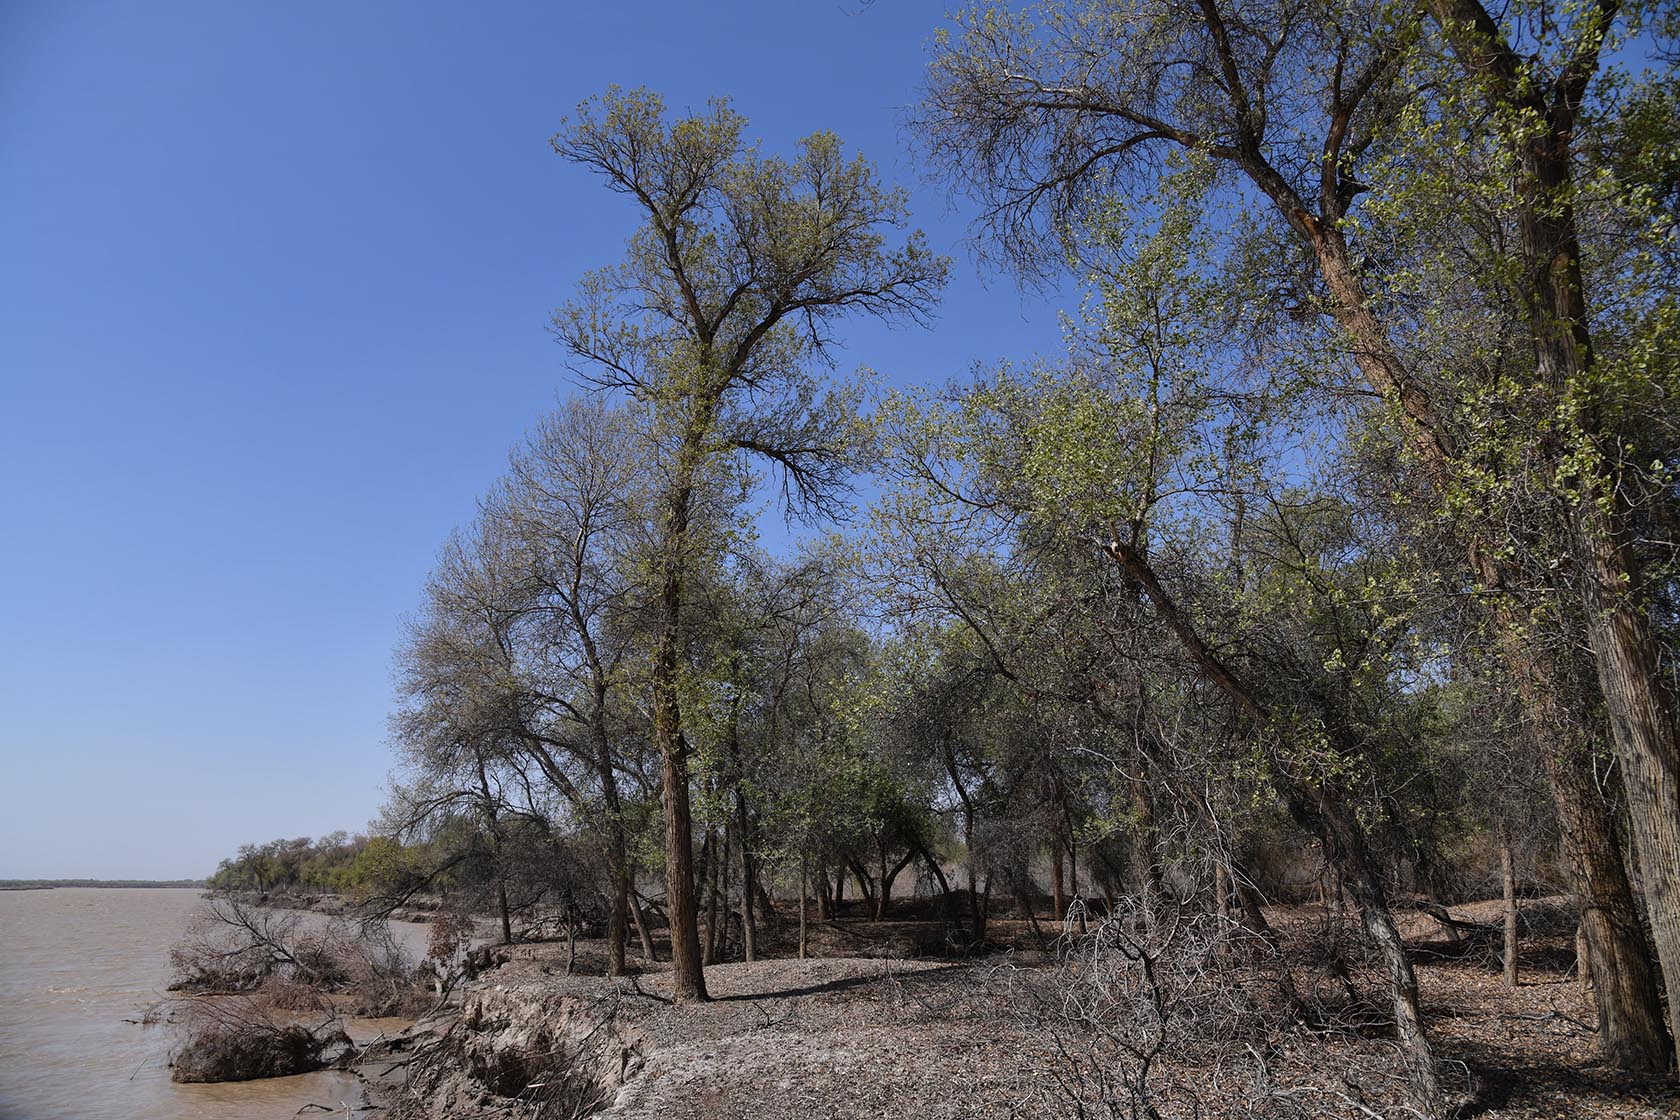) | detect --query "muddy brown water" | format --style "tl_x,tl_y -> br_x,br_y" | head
0,887 -> 426,1120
